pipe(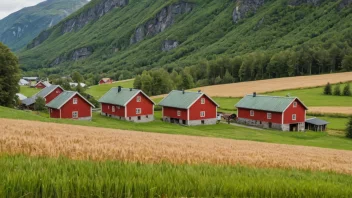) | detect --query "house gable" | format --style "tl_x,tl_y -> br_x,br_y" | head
189,95 -> 217,120
126,92 -> 154,117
